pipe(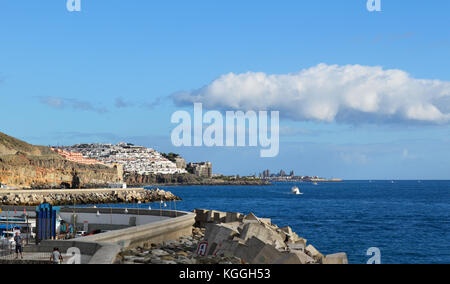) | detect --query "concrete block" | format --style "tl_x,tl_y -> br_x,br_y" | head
243,212 -> 261,224
204,223 -> 239,241
213,239 -> 246,258
194,209 -> 208,214
248,241 -> 285,264
281,226 -> 293,235
240,237 -> 267,262
290,250 -> 316,264
288,242 -> 305,252
225,212 -> 234,223
295,237 -> 307,245
206,210 -> 215,223
274,253 -> 304,264
214,212 -> 226,223
232,236 -> 246,244
226,212 -> 241,223
305,245 -> 324,263
279,226 -> 302,243
259,218 -> 272,225
274,250 -> 315,264
323,252 -> 349,264
221,222 -> 241,232
241,223 -> 286,249
204,223 -> 240,255
194,209 -> 208,224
